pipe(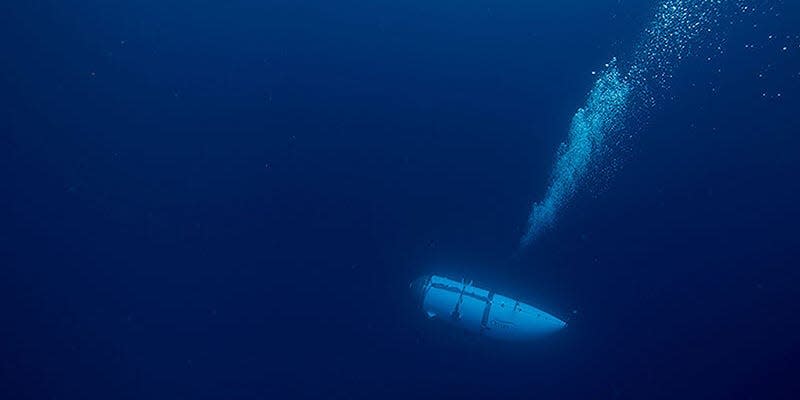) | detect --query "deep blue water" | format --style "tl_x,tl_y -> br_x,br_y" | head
2,1 -> 799,398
